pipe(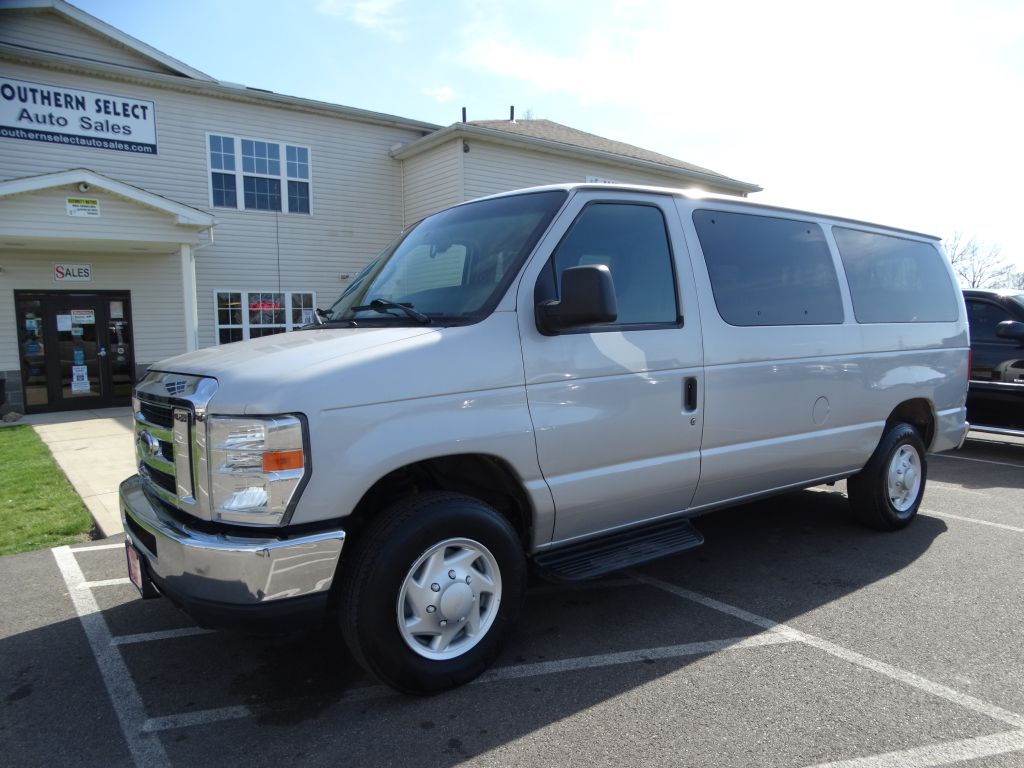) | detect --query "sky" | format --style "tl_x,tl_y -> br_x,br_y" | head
76,0 -> 1024,270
